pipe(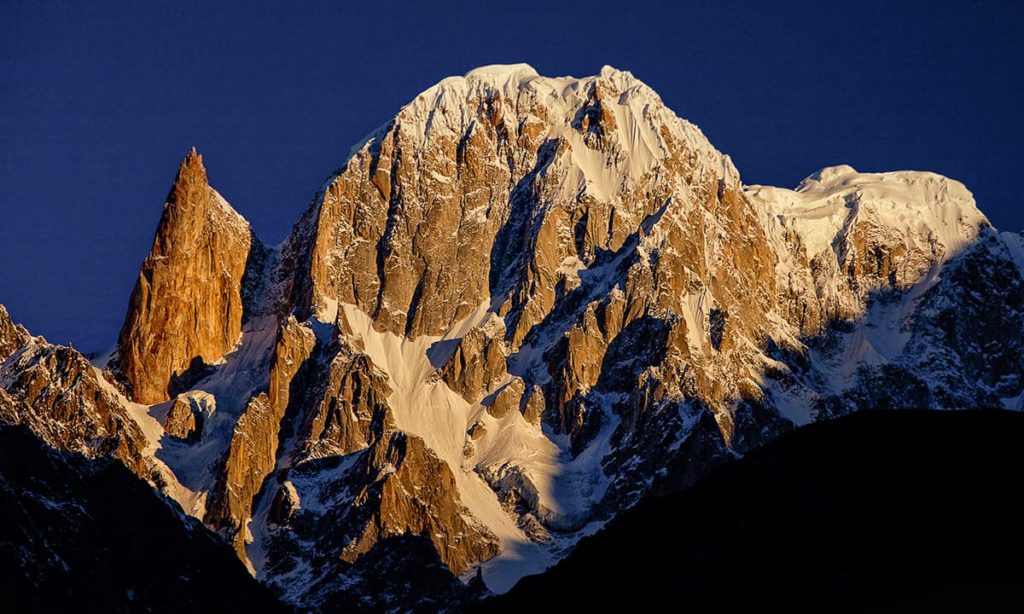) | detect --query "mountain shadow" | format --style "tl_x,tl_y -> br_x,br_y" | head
483,410 -> 1024,613
0,425 -> 287,613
